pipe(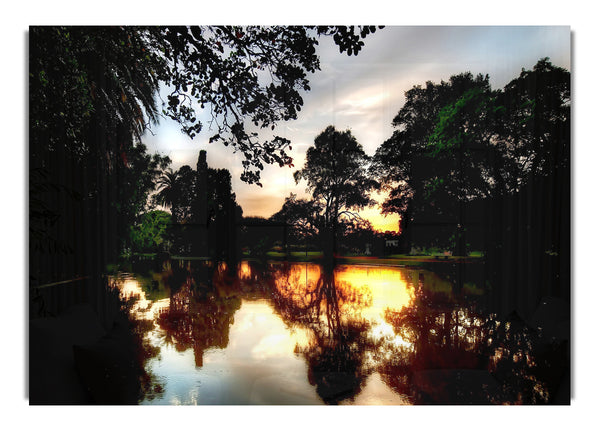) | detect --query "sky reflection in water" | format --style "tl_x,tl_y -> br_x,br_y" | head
112,260 -> 552,405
